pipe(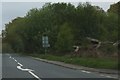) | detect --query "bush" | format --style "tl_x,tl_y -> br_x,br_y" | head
100,44 -> 117,56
